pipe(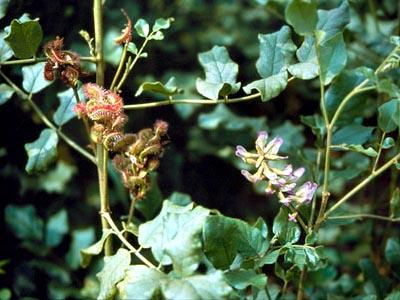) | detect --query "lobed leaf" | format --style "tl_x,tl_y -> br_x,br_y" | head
66,227 -> 95,270
80,229 -> 114,268
22,62 -> 54,94
0,83 -> 15,105
24,128 -> 59,174
53,88 -> 83,126
135,77 -> 183,97
285,0 -> 318,36
196,46 -> 241,100
316,0 -> 350,42
243,72 -> 288,102
4,19 -> 43,59
288,36 -> 318,80
5,204 -> 44,241
97,249 -> 131,300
